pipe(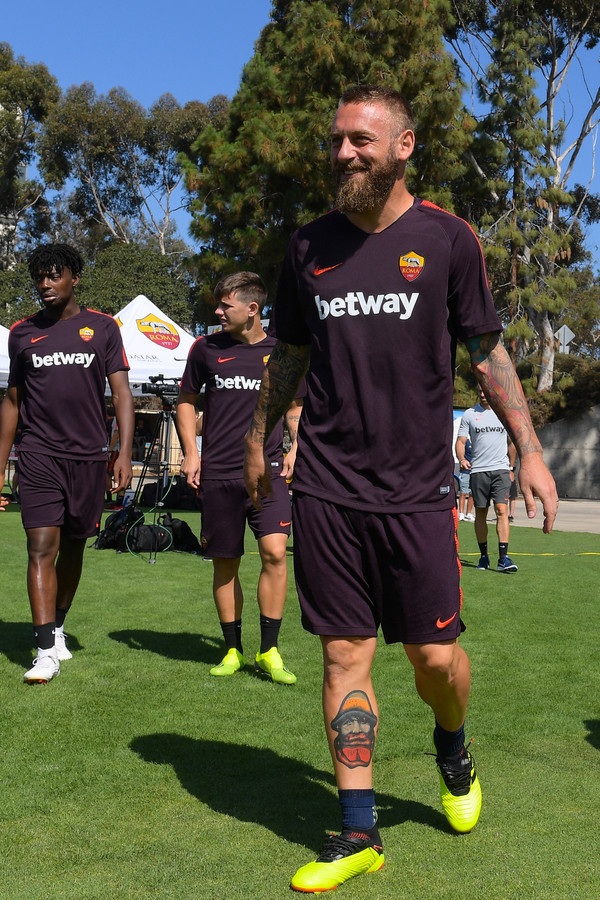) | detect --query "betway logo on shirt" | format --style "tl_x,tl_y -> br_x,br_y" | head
474,425 -> 505,433
32,351 -> 96,368
315,291 -> 419,320
215,374 -> 261,391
